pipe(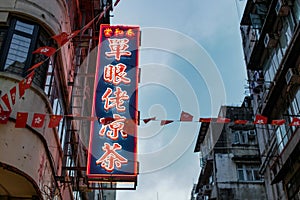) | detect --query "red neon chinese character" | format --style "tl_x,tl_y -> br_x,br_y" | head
99,114 -> 127,140
104,28 -> 113,37
102,87 -> 129,112
96,142 -> 128,172
104,63 -> 131,85
114,28 -> 124,36
105,38 -> 131,61
126,29 -> 135,37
